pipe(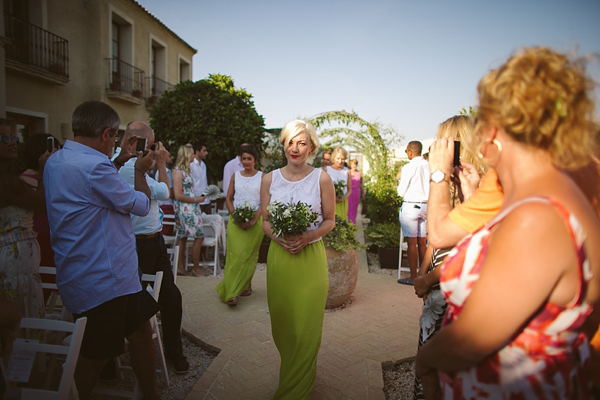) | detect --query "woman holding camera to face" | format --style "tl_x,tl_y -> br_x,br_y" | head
172,144 -> 205,277
416,47 -> 600,399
